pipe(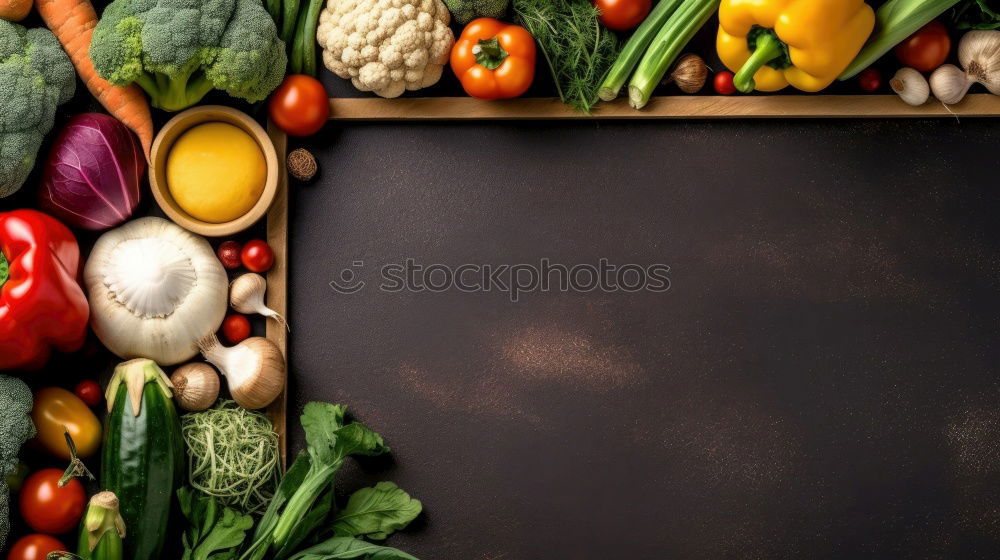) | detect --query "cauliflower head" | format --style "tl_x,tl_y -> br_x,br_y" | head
90,0 -> 287,111
317,0 -> 454,98
0,21 -> 75,198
